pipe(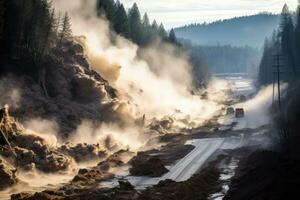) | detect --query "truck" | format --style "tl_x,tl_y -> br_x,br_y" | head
235,108 -> 245,118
